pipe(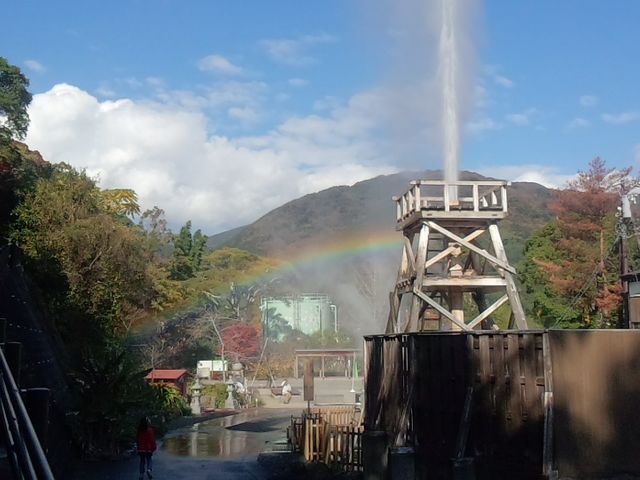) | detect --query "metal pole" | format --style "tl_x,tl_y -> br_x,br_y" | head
0,377 -> 36,479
